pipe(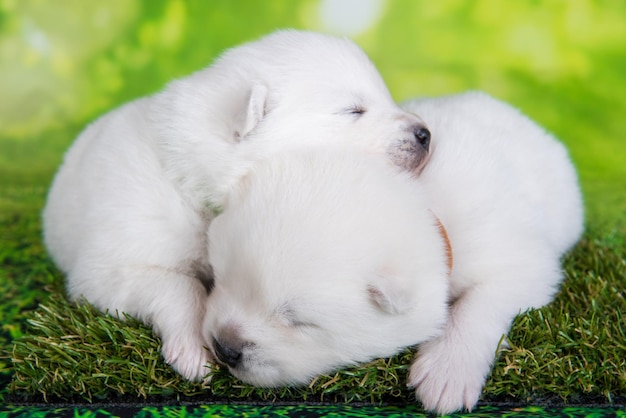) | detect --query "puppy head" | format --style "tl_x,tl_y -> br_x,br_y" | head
153,30 -> 430,206
232,30 -> 431,172
204,149 -> 448,387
